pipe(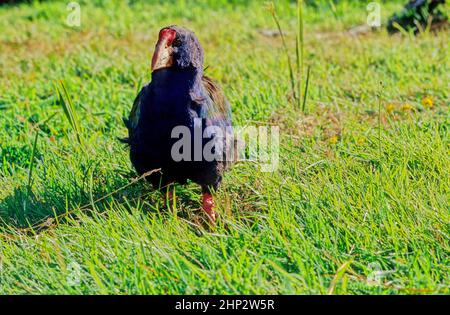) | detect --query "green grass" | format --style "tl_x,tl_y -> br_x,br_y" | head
0,0 -> 449,294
